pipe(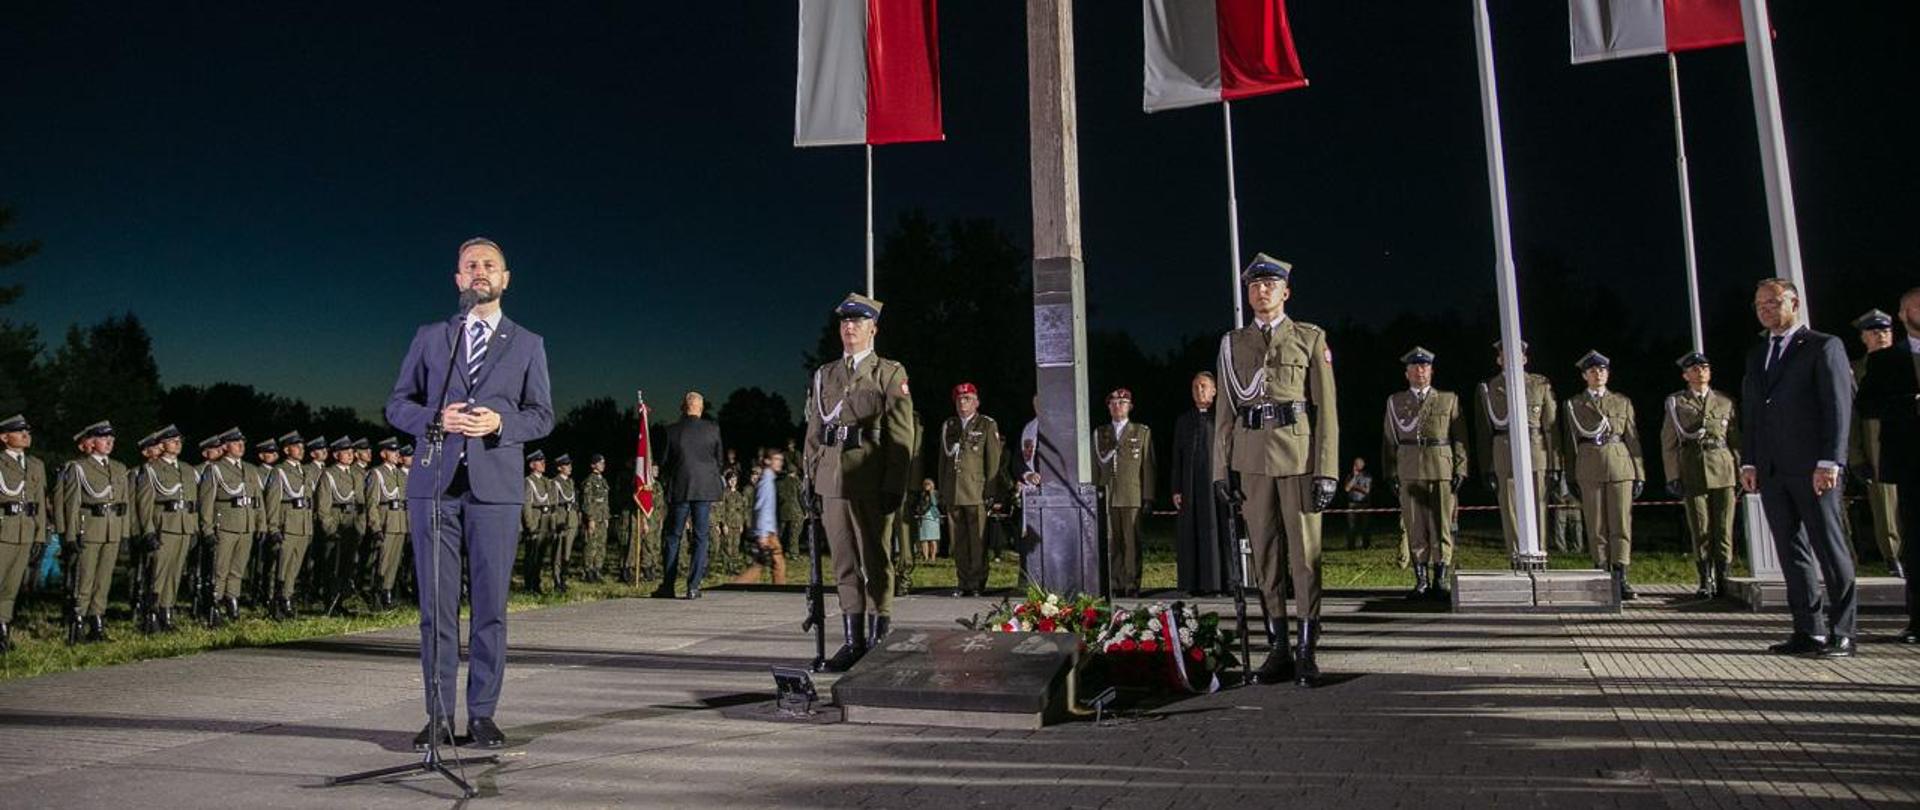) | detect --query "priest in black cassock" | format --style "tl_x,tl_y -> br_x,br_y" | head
1170,371 -> 1226,595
